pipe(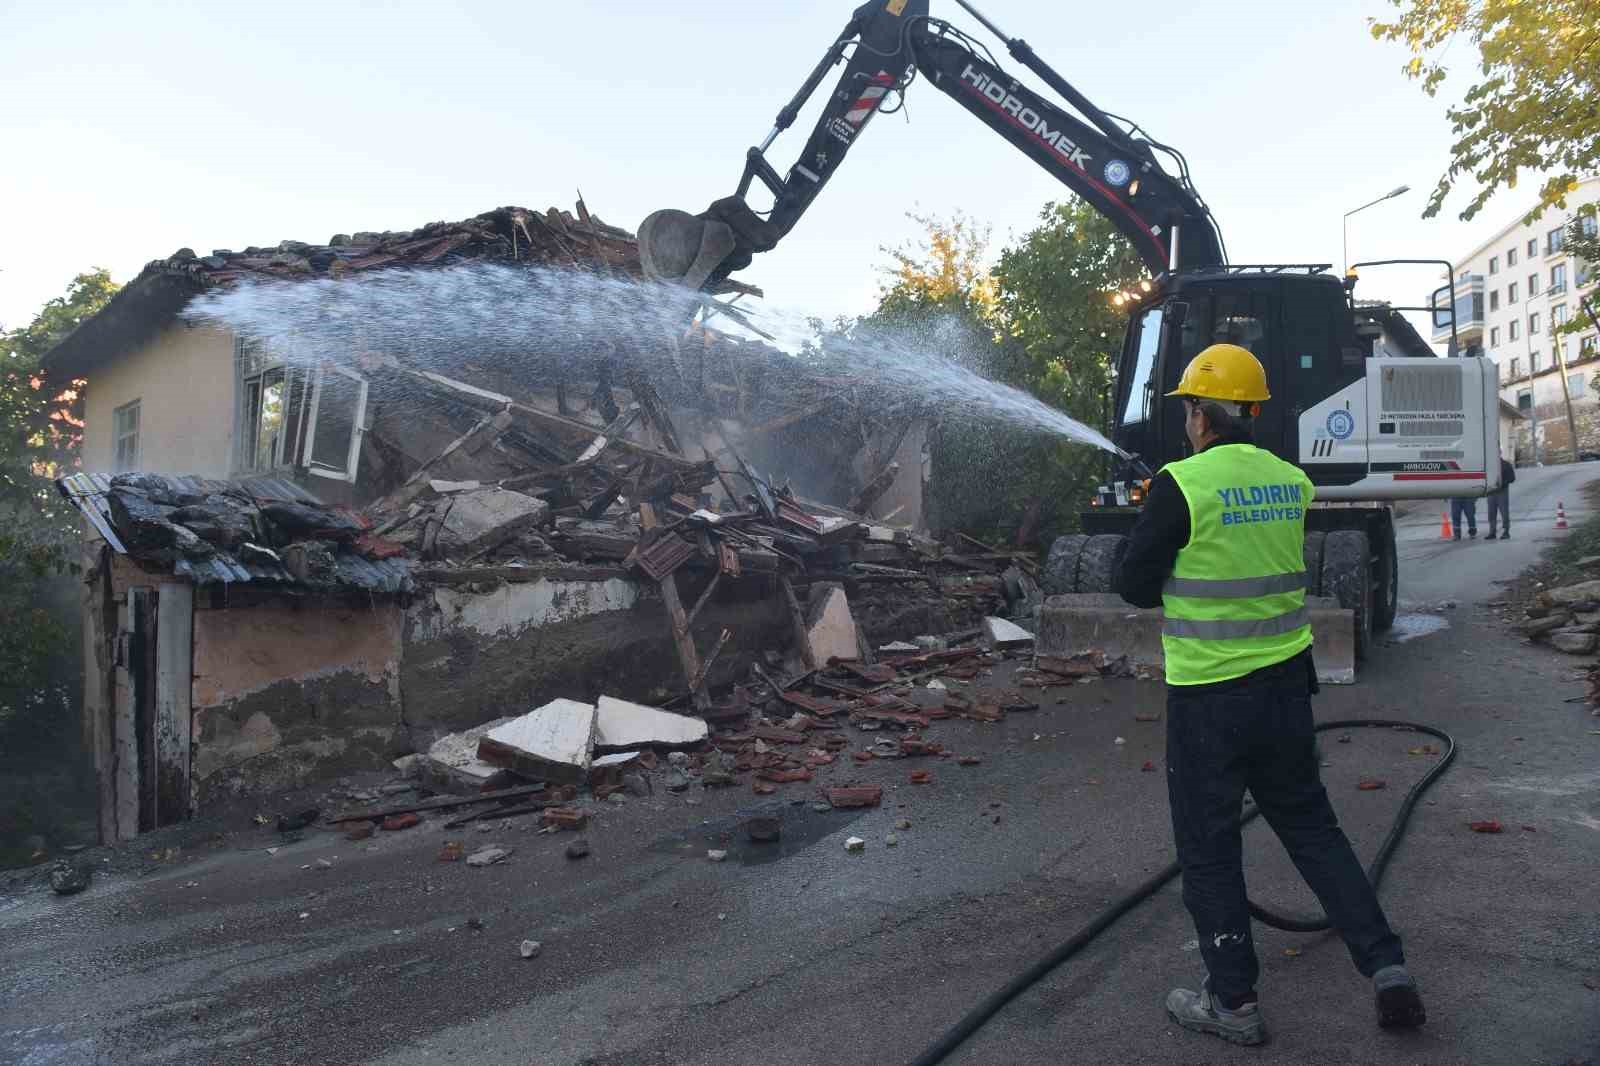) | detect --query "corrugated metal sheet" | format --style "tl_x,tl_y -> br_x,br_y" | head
56,471 -> 410,594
